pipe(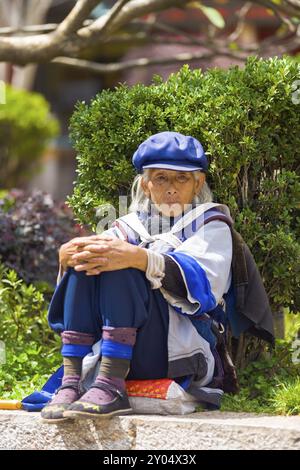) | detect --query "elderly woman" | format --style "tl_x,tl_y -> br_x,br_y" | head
41,131 -> 233,422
